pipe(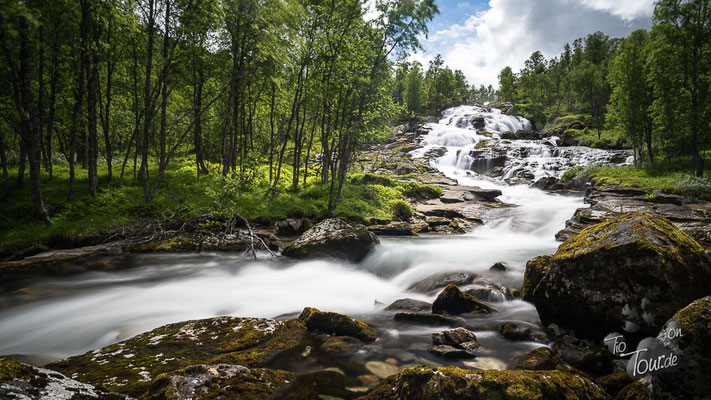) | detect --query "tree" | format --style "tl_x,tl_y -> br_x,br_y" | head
497,66 -> 515,102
